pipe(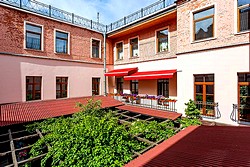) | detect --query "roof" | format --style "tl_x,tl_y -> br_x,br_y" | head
116,105 -> 181,120
0,96 -> 123,127
125,125 -> 250,167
